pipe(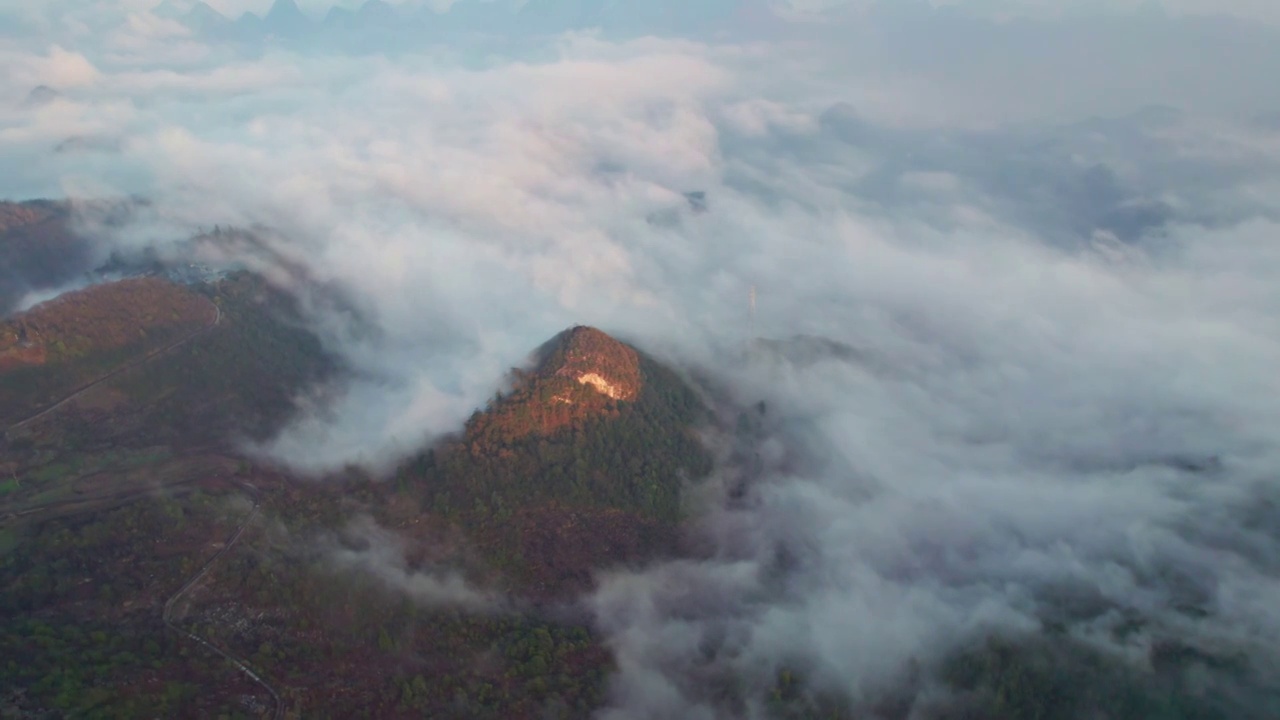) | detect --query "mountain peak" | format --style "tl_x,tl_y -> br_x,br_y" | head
24,85 -> 60,107
465,326 -> 643,442
173,1 -> 231,33
409,322 -> 711,600
356,0 -> 396,18
261,0 -> 311,31
266,0 -> 304,18
539,325 -> 641,402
